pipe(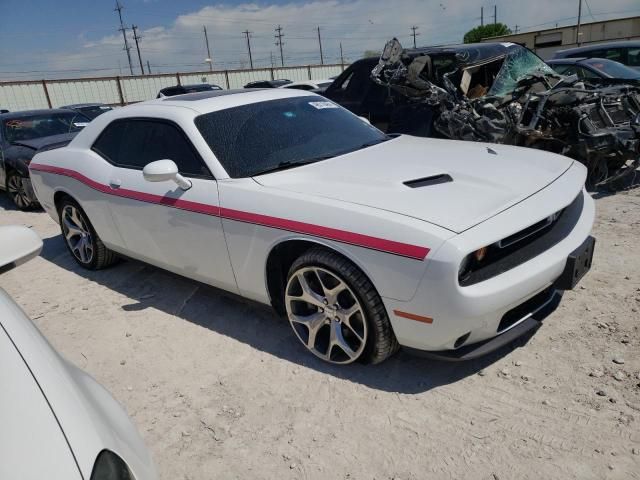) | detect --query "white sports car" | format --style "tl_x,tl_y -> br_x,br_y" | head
29,89 -> 595,365
0,226 -> 157,479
